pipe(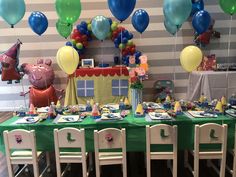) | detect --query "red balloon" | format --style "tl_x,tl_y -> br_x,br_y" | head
82,41 -> 88,47
75,36 -> 82,42
122,50 -> 128,56
82,35 -> 88,41
130,47 -> 136,55
118,27 -> 125,32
